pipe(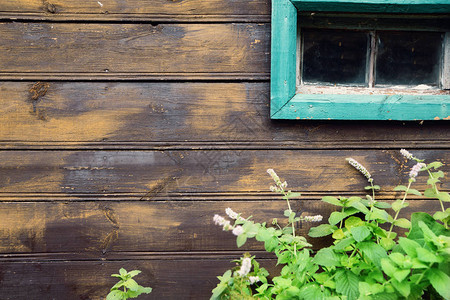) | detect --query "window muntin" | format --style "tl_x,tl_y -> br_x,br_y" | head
298,14 -> 448,91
